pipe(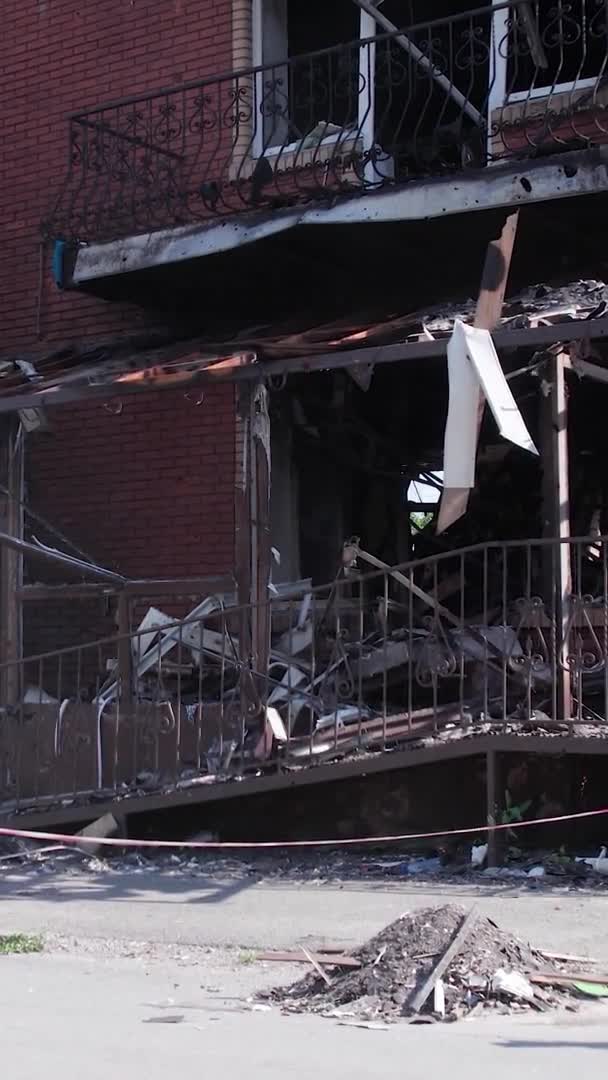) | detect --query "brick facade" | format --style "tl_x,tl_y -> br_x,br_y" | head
1,2 -> 241,652
28,386 -> 236,581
